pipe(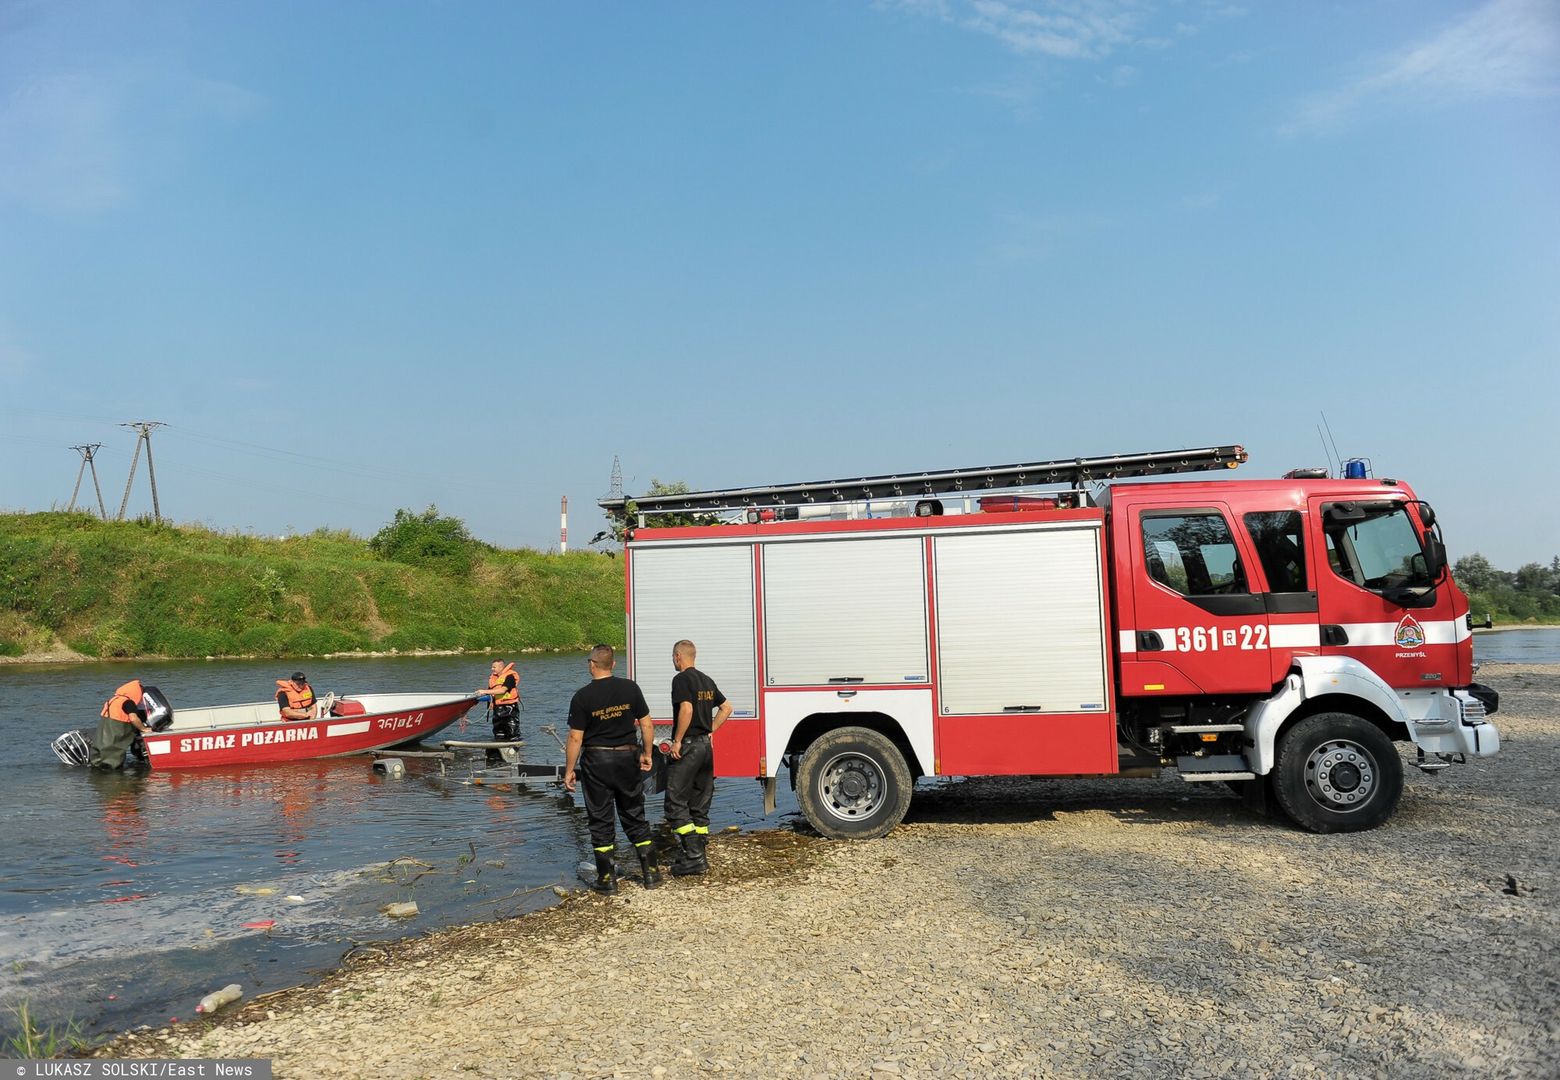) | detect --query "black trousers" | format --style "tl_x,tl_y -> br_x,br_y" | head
491,704 -> 519,742
580,748 -> 652,850
663,736 -> 714,831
